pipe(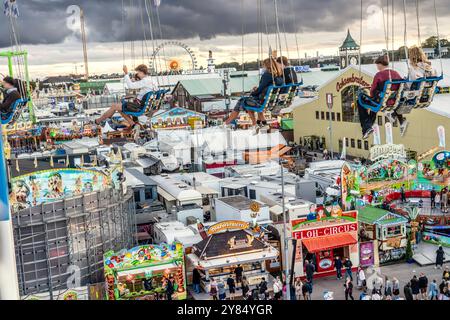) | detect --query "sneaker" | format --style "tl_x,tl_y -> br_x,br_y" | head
385,112 -> 396,124
362,127 -> 374,140
251,125 -> 260,135
400,120 -> 409,137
